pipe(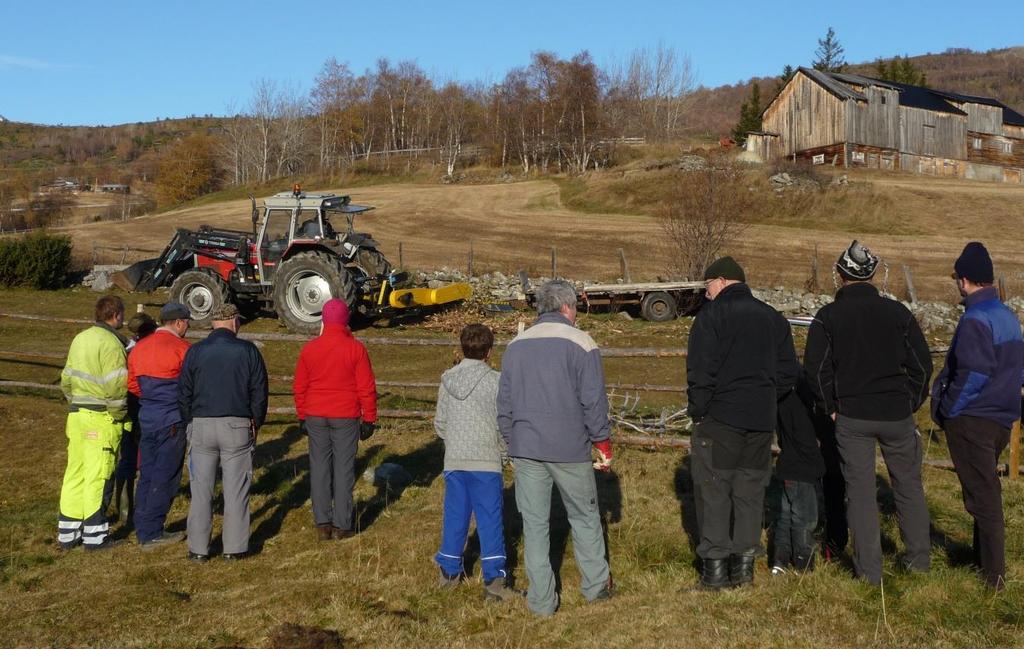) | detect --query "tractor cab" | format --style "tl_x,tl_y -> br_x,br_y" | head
252,186 -> 374,283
